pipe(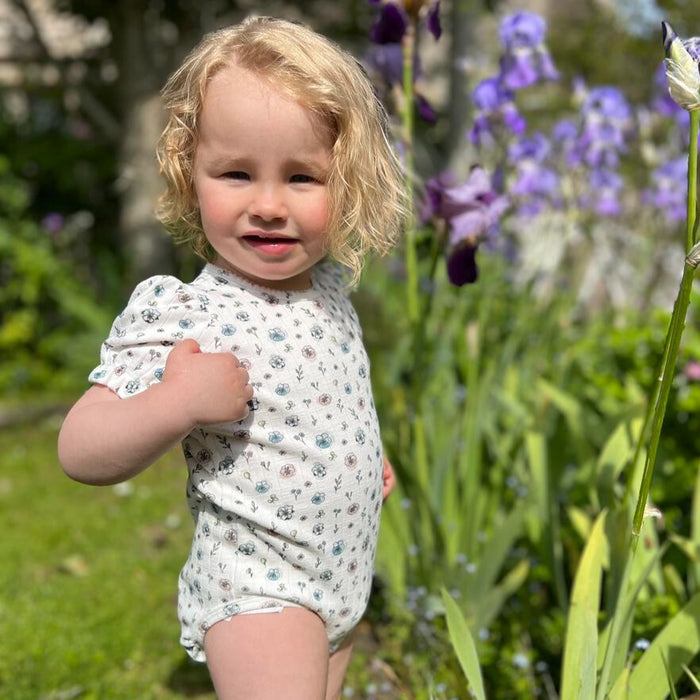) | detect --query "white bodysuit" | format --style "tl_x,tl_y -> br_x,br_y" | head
89,262 -> 384,661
